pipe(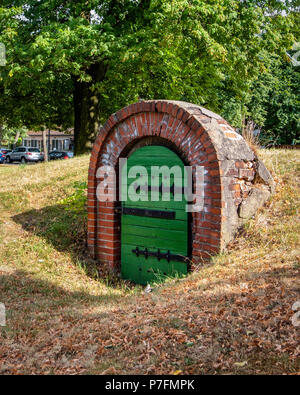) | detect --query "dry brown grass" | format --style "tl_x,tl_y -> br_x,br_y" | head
241,120 -> 261,155
0,150 -> 299,375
